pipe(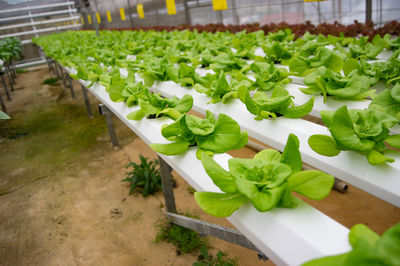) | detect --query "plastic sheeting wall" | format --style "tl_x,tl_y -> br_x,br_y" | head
83,0 -> 400,30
